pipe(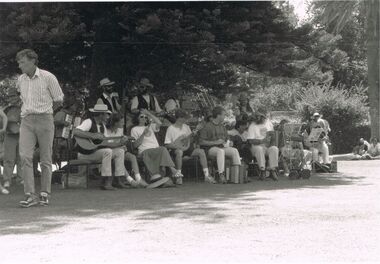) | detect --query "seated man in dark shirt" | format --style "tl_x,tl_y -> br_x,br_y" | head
199,106 -> 241,184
